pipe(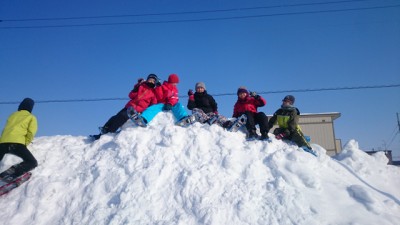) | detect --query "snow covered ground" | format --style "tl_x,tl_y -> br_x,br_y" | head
0,113 -> 399,225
